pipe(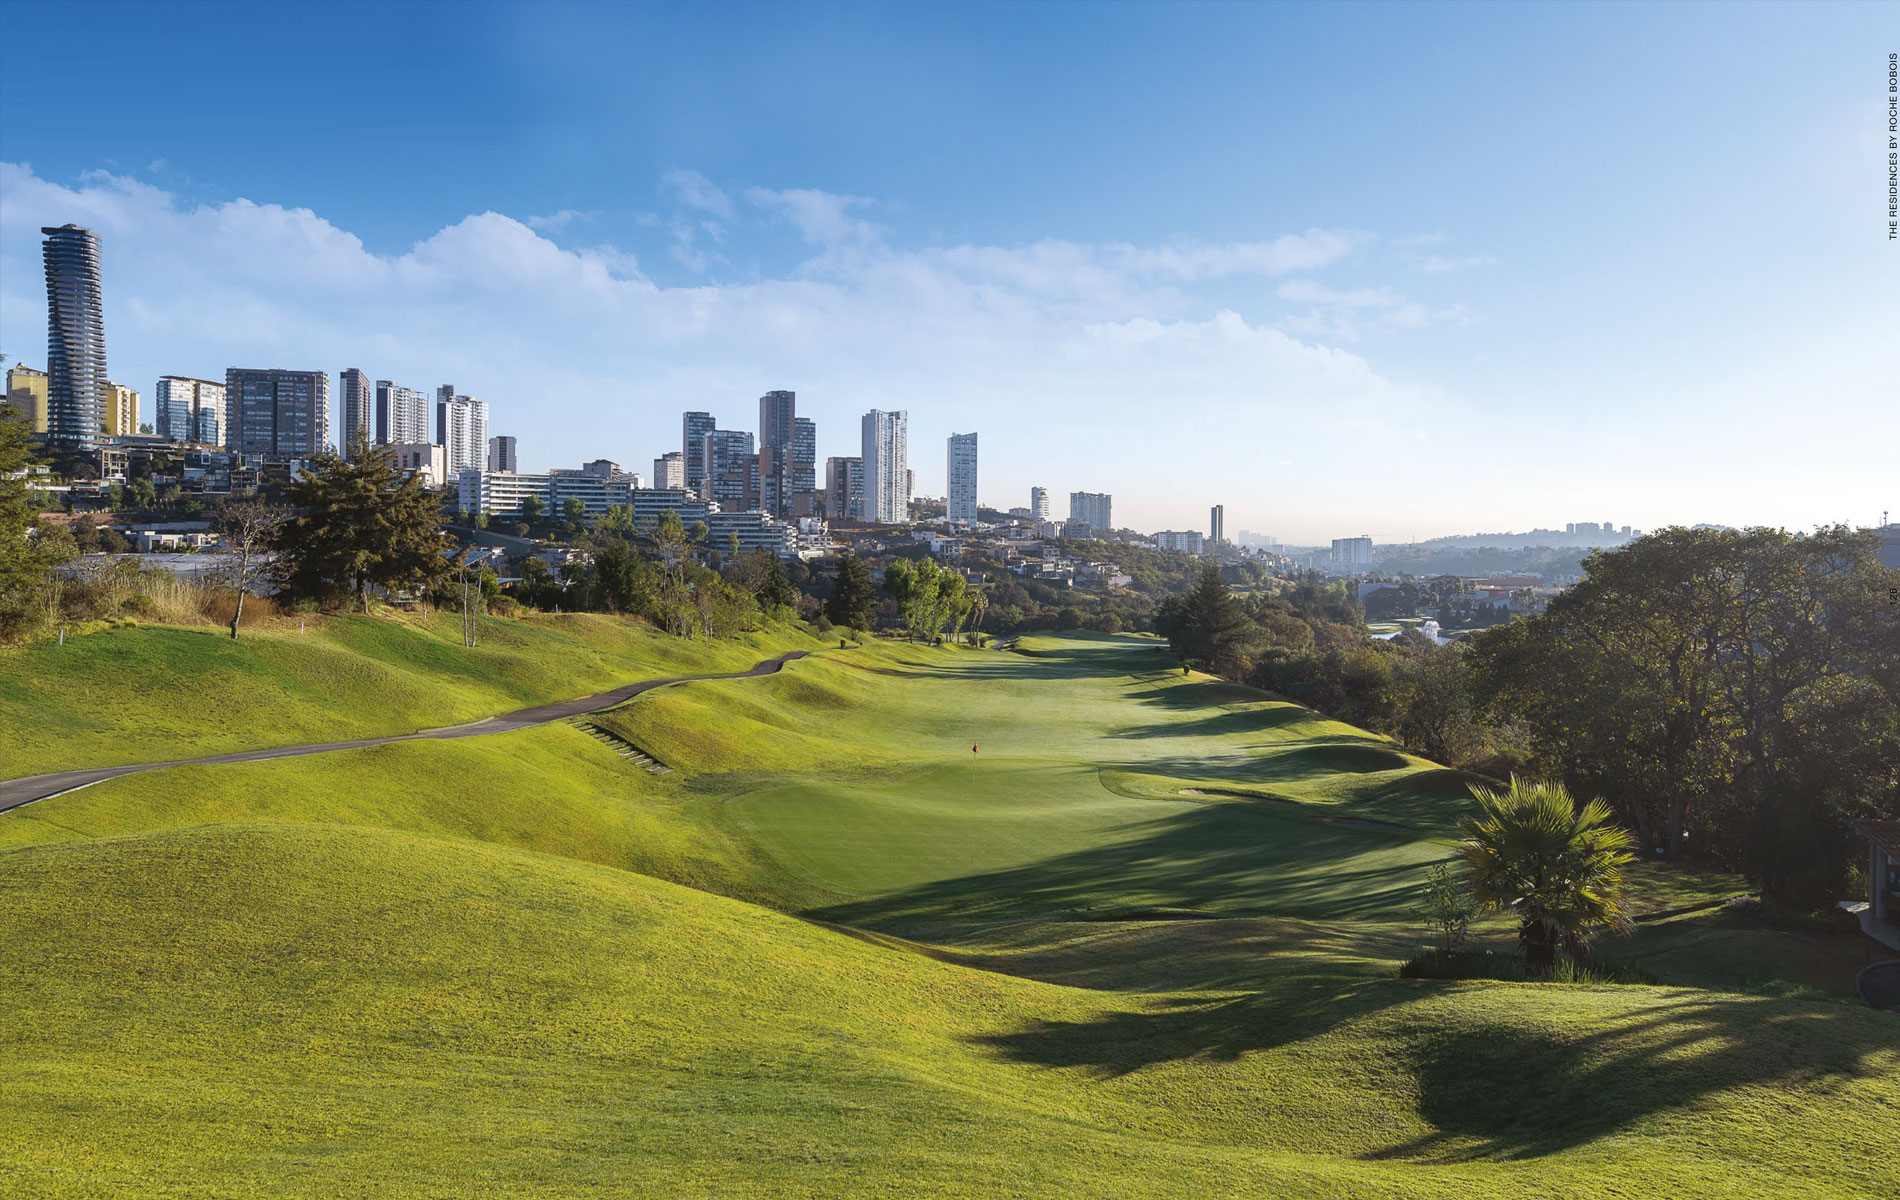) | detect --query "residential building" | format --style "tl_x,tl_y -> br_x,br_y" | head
1155,530 -> 1204,554
1210,504 -> 1224,546
42,224 -> 110,450
701,428 -> 757,511
457,466 -> 636,522
947,432 -> 978,524
227,368 -> 330,457
1069,491 -> 1112,531
390,442 -> 449,487
101,381 -> 138,437
628,487 -> 714,533
682,411 -> 716,492
435,388 -> 488,477
825,455 -> 864,520
790,416 -> 817,515
861,409 -> 909,524
653,450 -> 686,489
1331,535 -> 1374,570
375,380 -> 429,445
706,509 -> 793,555
338,368 -> 372,456
487,435 -> 518,473
4,365 -> 49,434
1030,486 -> 1050,520
154,376 -> 225,445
